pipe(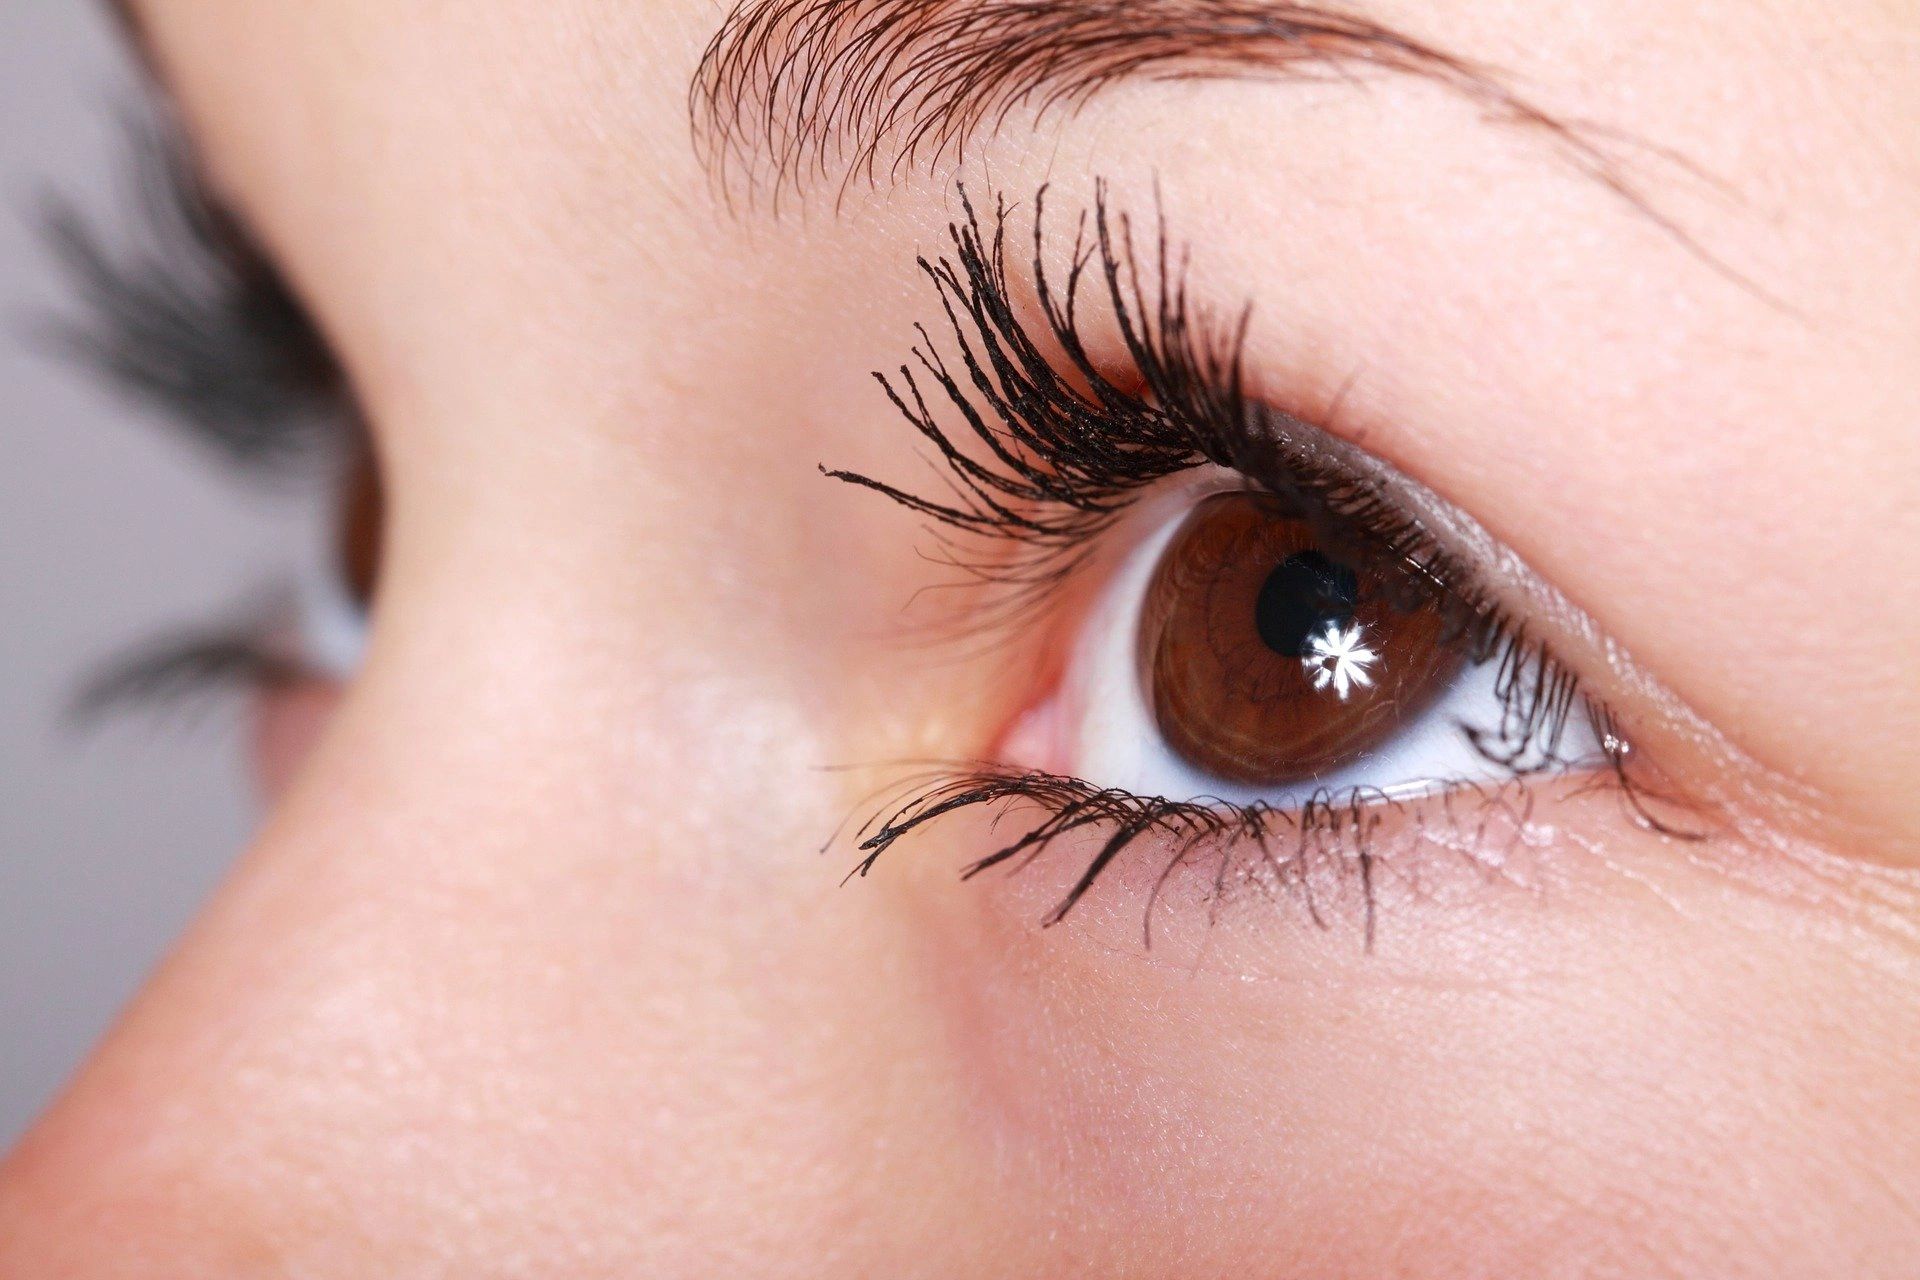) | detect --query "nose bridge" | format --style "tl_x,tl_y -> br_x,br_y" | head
0,706 -> 981,1275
